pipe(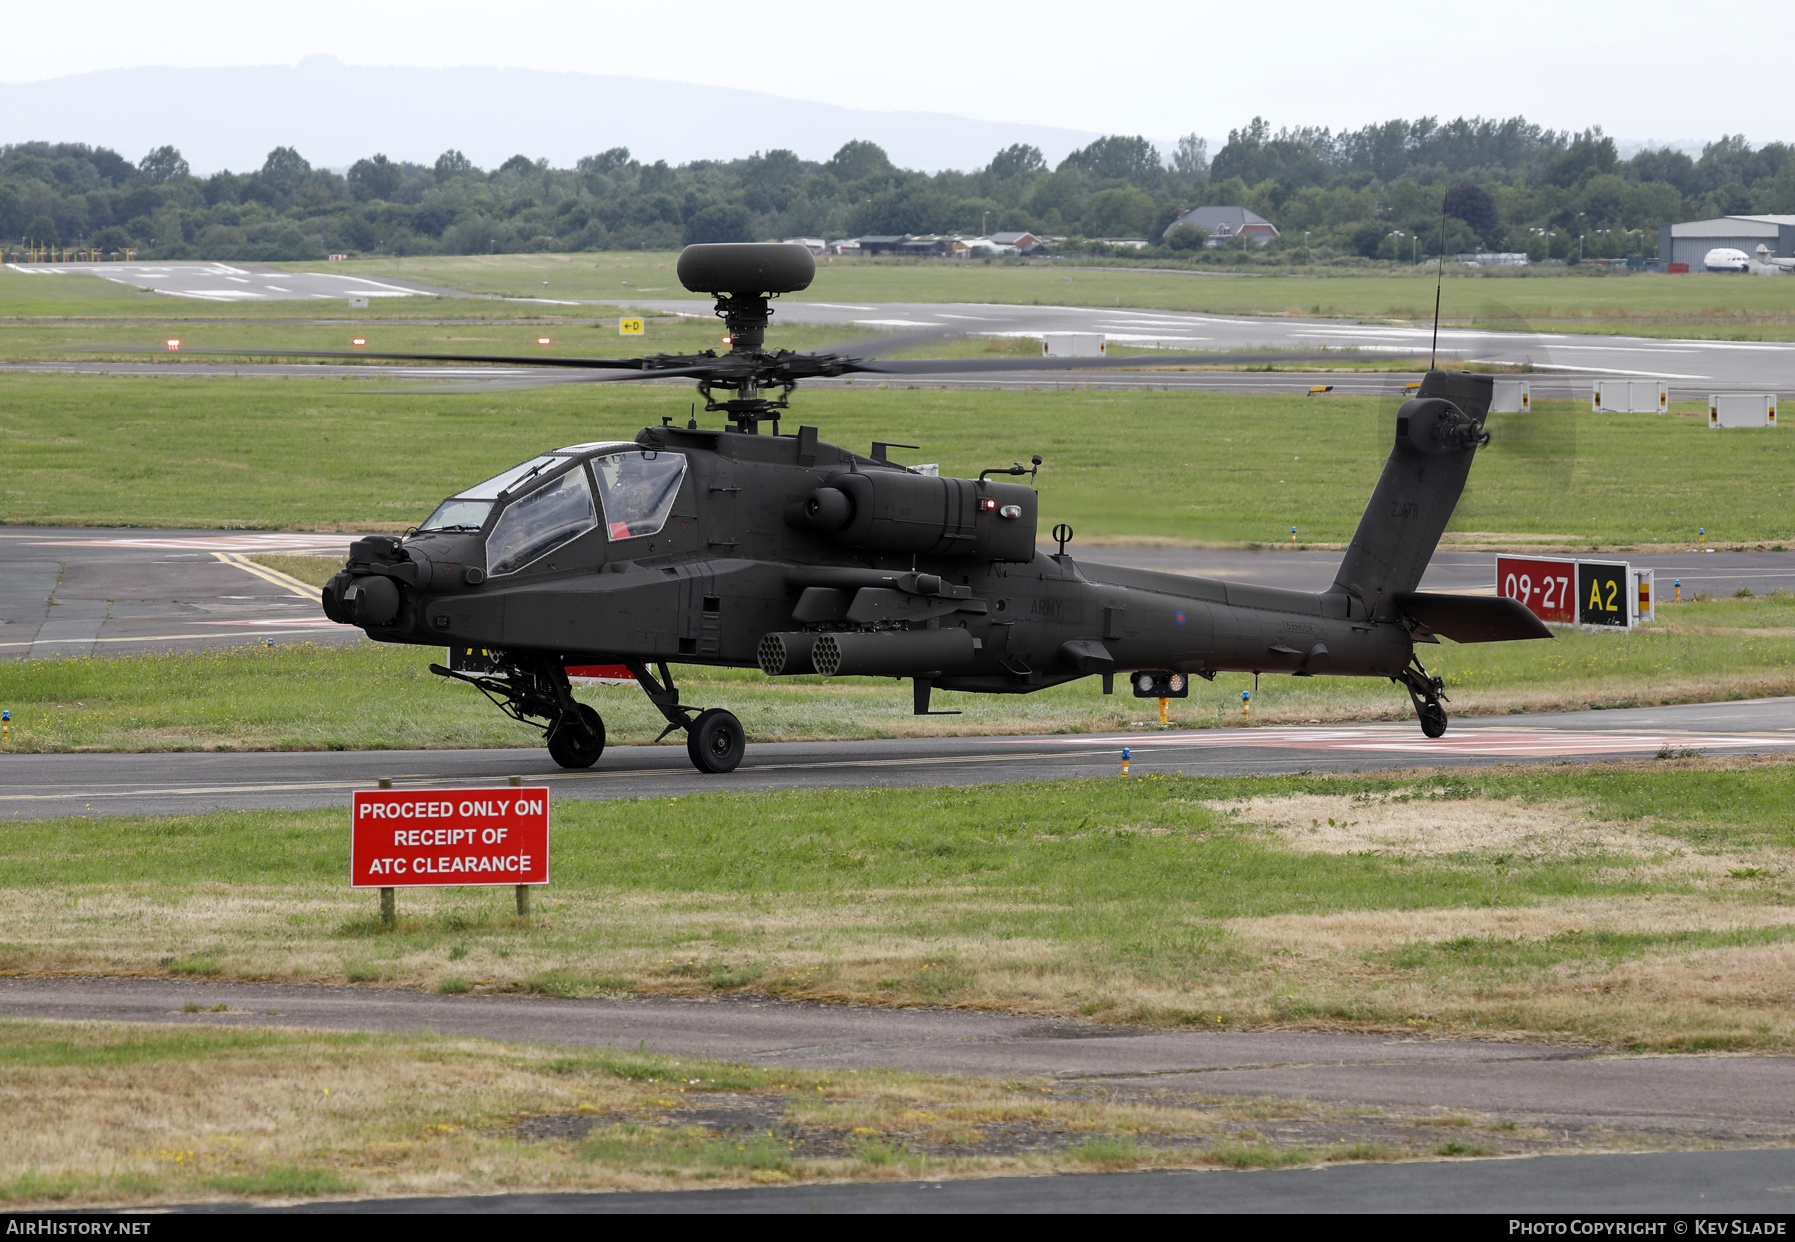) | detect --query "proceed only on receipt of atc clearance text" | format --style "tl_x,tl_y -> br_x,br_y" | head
351,787 -> 550,887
